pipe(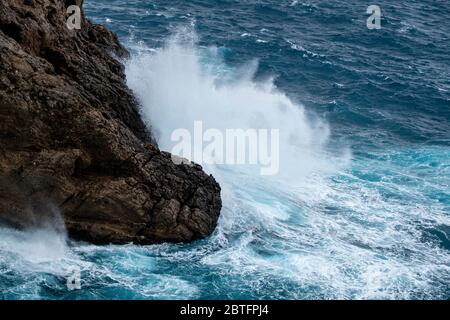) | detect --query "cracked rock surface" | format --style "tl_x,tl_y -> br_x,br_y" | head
0,0 -> 222,244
